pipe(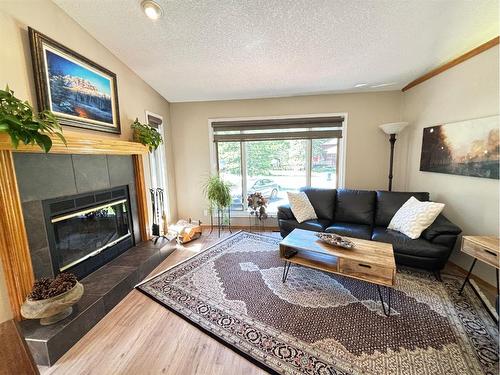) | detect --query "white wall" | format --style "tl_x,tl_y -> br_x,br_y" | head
0,0 -> 177,322
401,46 -> 499,284
170,91 -> 402,221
